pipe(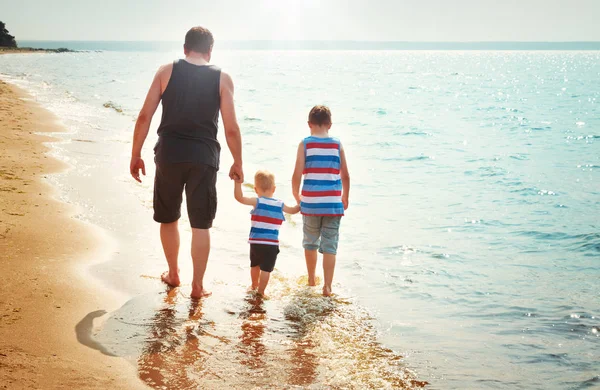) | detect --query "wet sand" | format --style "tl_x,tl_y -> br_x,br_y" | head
0,80 -> 146,389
